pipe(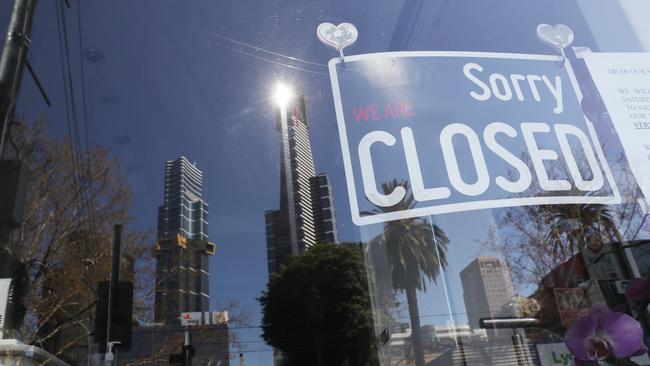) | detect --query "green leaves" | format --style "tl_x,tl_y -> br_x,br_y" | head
259,243 -> 377,366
